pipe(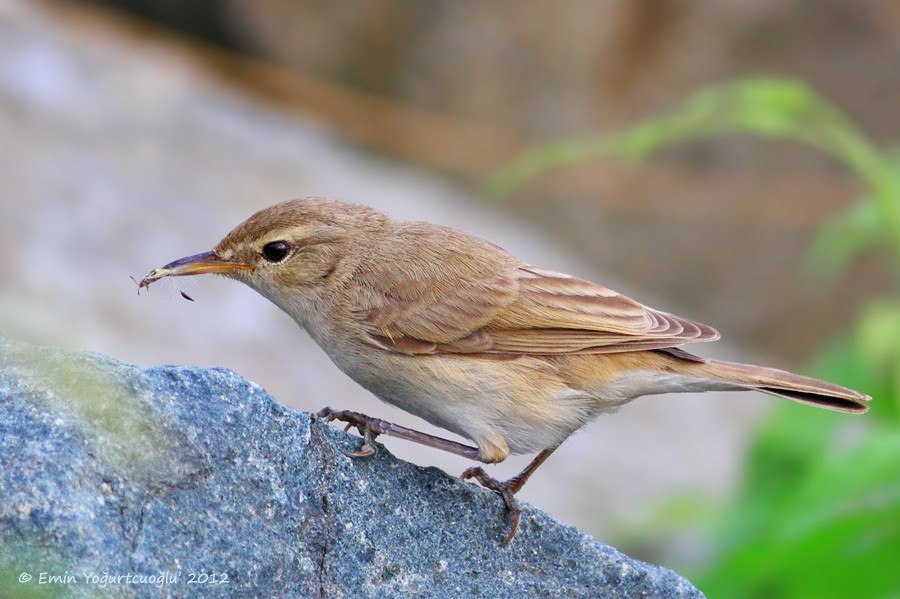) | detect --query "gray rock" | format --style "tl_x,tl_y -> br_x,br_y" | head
0,336 -> 704,598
